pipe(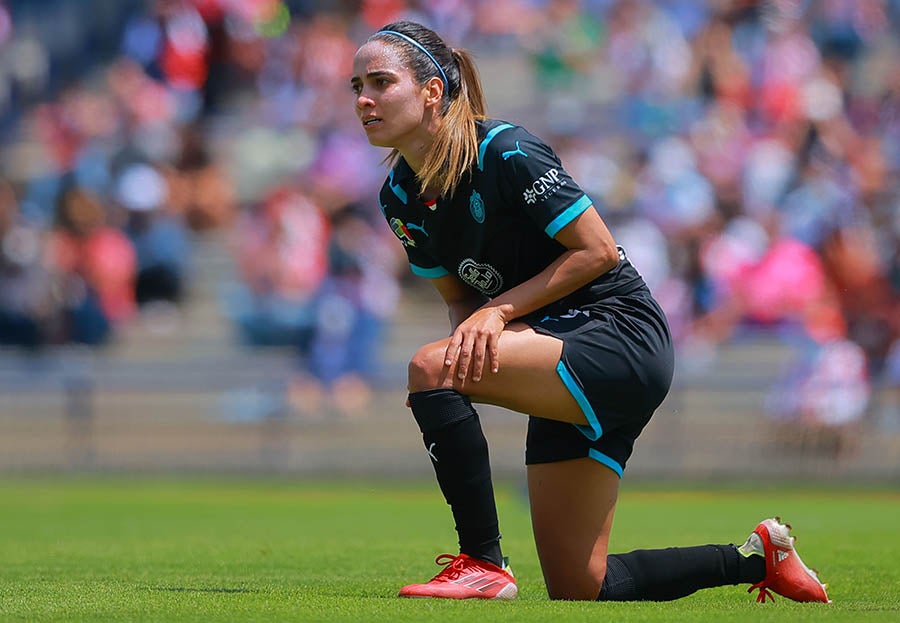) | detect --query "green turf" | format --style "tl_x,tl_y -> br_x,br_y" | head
0,477 -> 897,622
